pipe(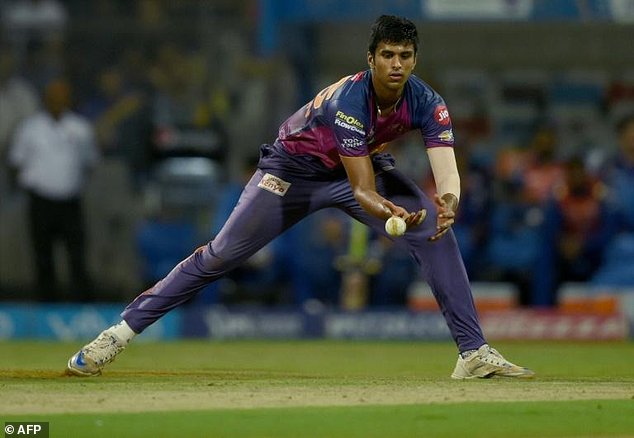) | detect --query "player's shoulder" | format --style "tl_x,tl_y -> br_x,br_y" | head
342,70 -> 371,92
327,71 -> 372,116
405,74 -> 445,106
404,74 -> 449,127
